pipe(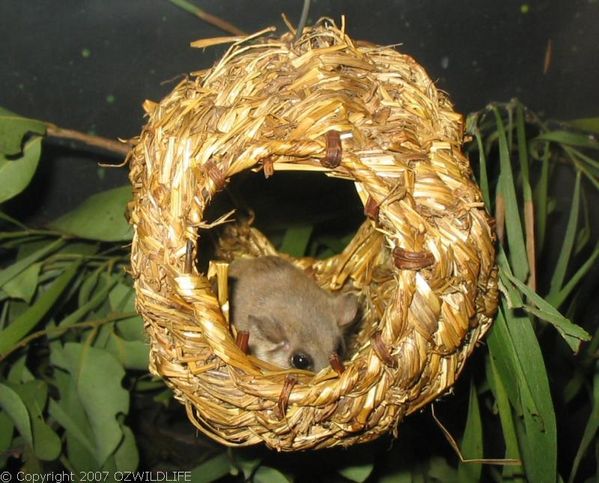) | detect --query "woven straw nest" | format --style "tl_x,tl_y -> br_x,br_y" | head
127,19 -> 498,451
